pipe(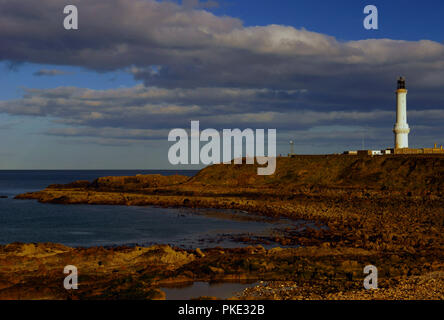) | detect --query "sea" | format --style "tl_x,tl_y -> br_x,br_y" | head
0,170 -> 294,248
